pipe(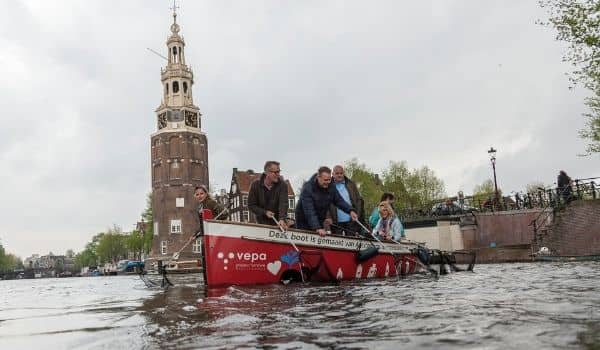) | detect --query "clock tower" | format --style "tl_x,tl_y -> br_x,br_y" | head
150,9 -> 208,260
